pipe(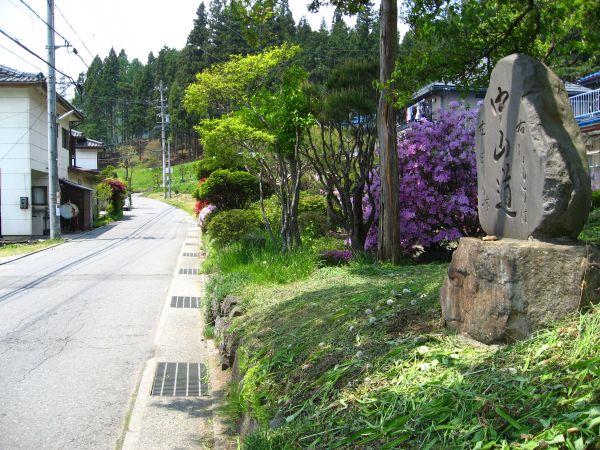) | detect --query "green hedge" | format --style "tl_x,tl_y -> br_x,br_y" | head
207,209 -> 261,245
